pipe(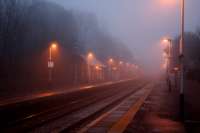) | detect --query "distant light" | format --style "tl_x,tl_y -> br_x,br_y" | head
87,52 -> 94,59
51,43 -> 57,49
119,61 -> 123,65
174,67 -> 179,71
96,66 -> 99,69
163,39 -> 169,43
112,67 -> 117,70
95,65 -> 100,70
160,0 -> 177,6
162,38 -> 171,48
109,58 -> 114,64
